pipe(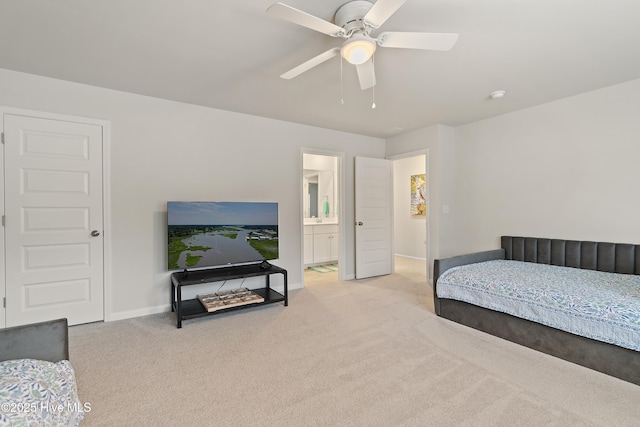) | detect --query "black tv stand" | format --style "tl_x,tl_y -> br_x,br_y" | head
259,260 -> 272,270
170,263 -> 288,328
